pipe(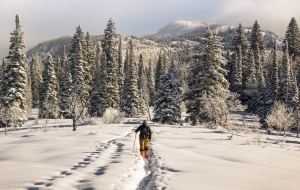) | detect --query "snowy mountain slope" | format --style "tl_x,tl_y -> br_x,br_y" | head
0,110 -> 300,190
150,20 -> 232,38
